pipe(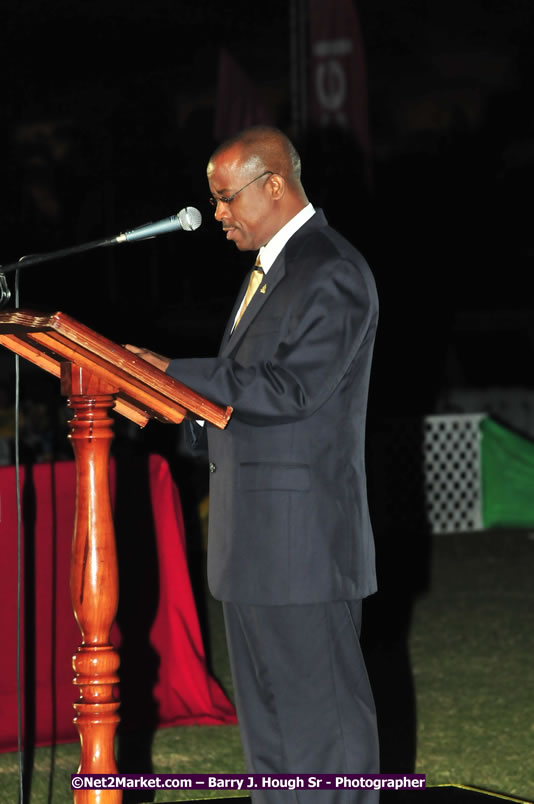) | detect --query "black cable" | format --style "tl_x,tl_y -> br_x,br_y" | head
14,268 -> 24,804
